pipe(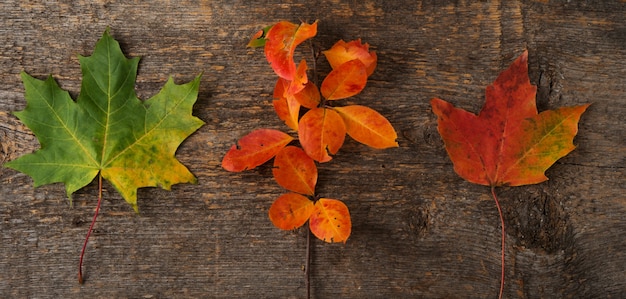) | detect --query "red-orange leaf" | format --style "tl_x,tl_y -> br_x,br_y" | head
222,129 -> 293,172
264,20 -> 317,81
293,81 -> 321,109
320,59 -> 368,100
309,198 -> 351,243
273,146 -> 317,195
298,108 -> 346,162
273,77 -> 300,130
269,193 -> 314,230
334,105 -> 398,149
323,39 -> 377,76
431,50 -> 589,187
